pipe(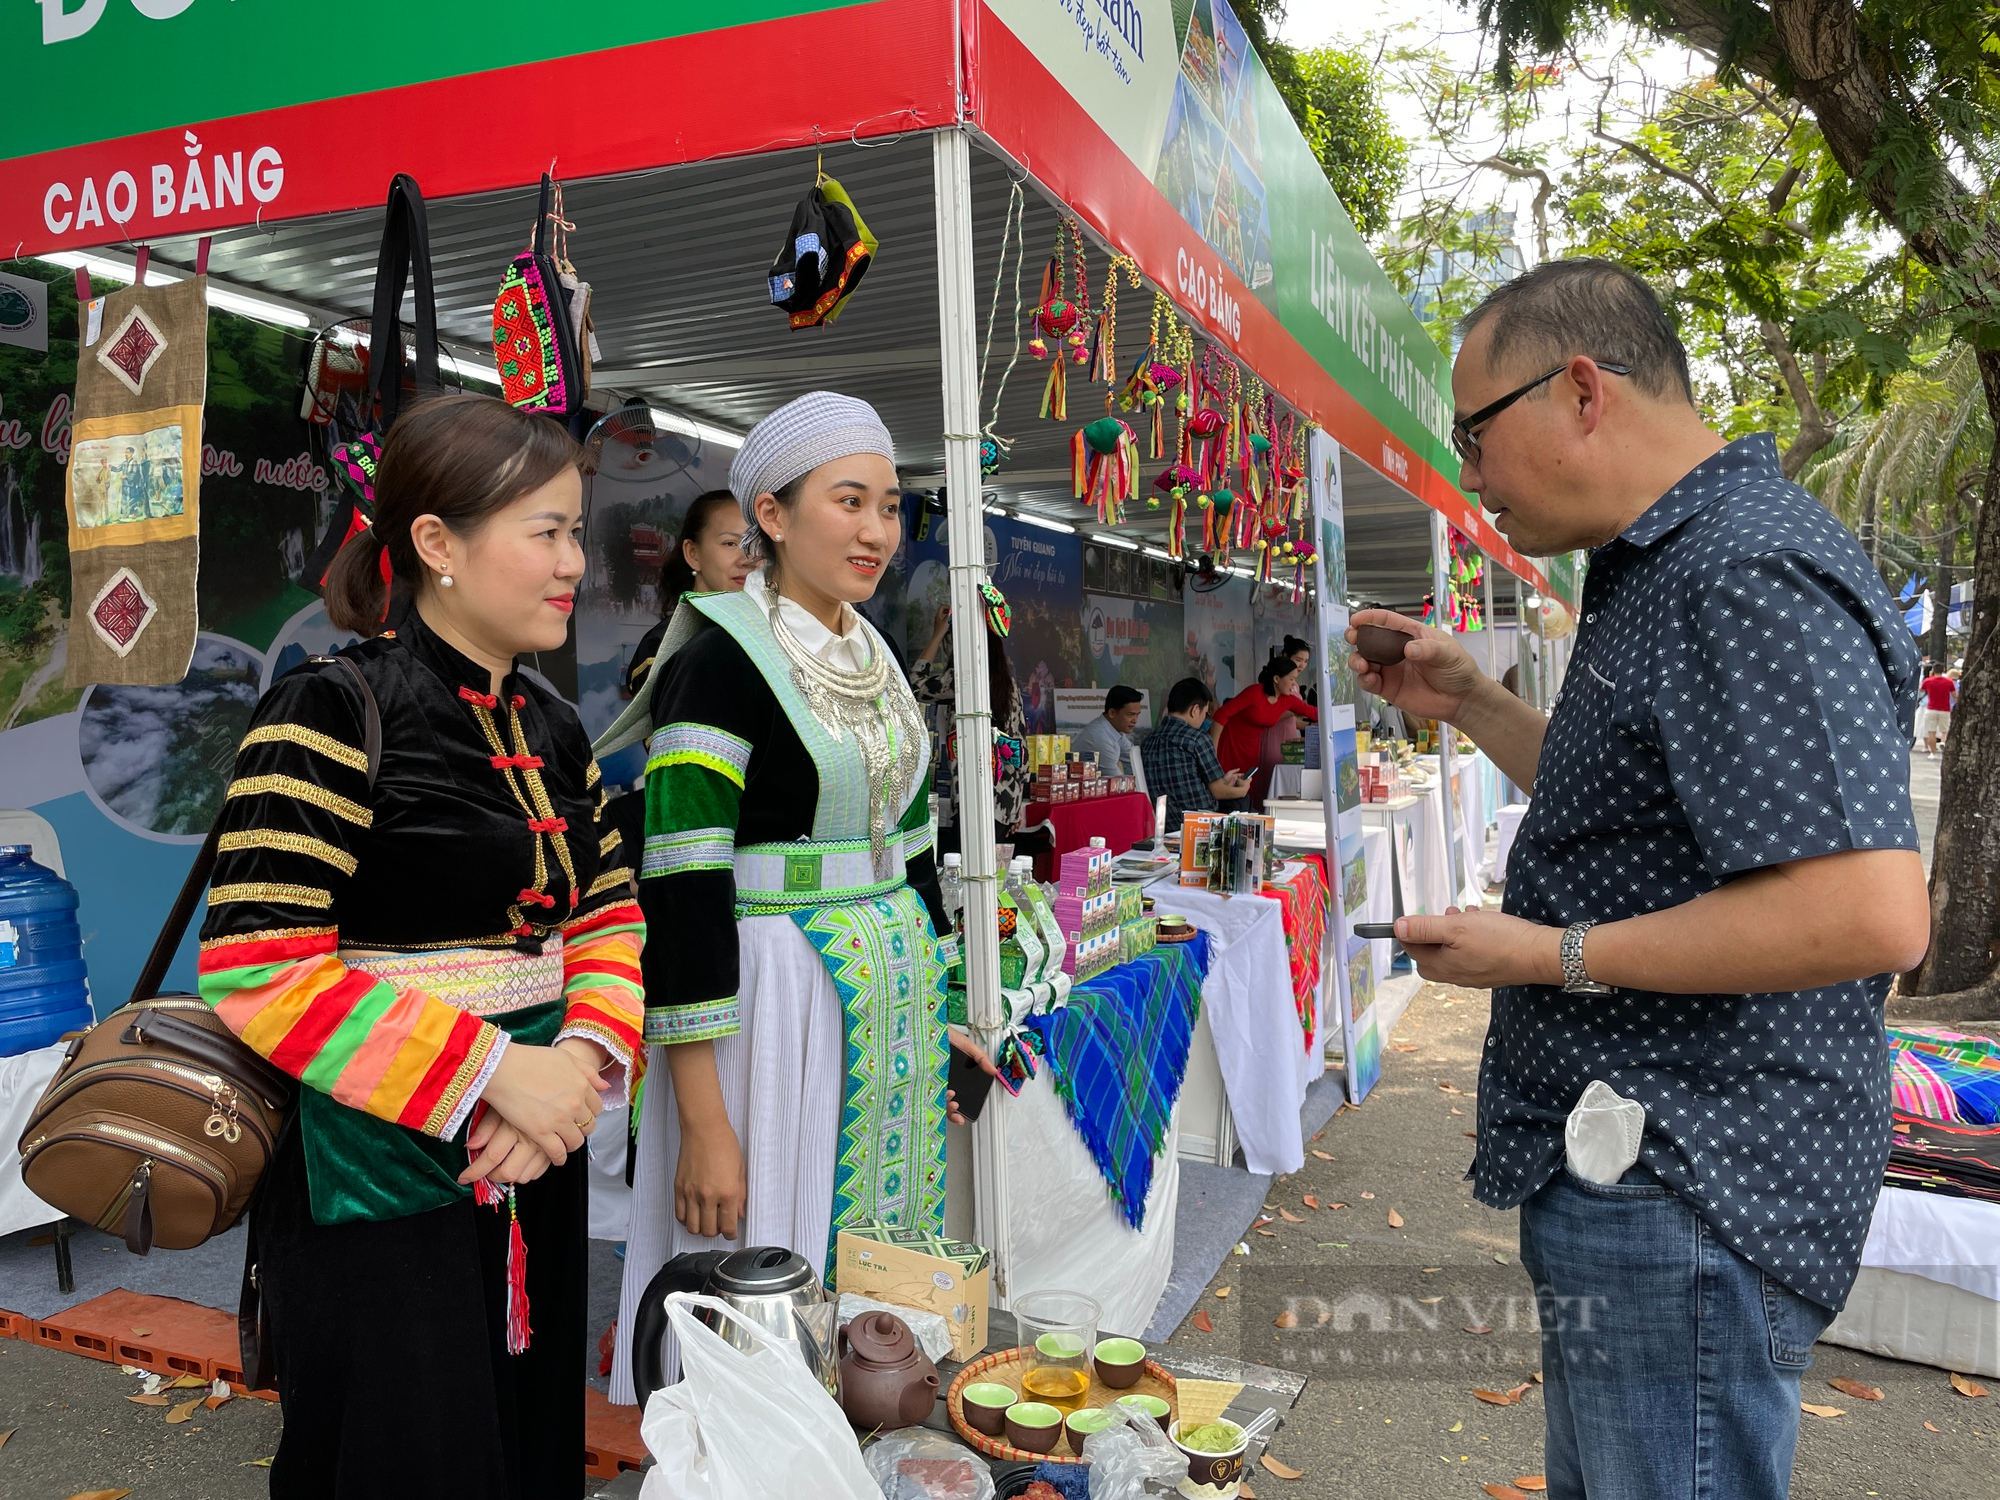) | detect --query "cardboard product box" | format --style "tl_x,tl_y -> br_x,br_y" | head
836,1223 -> 992,1361
1110,775 -> 1134,795
1083,779 -> 1106,799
